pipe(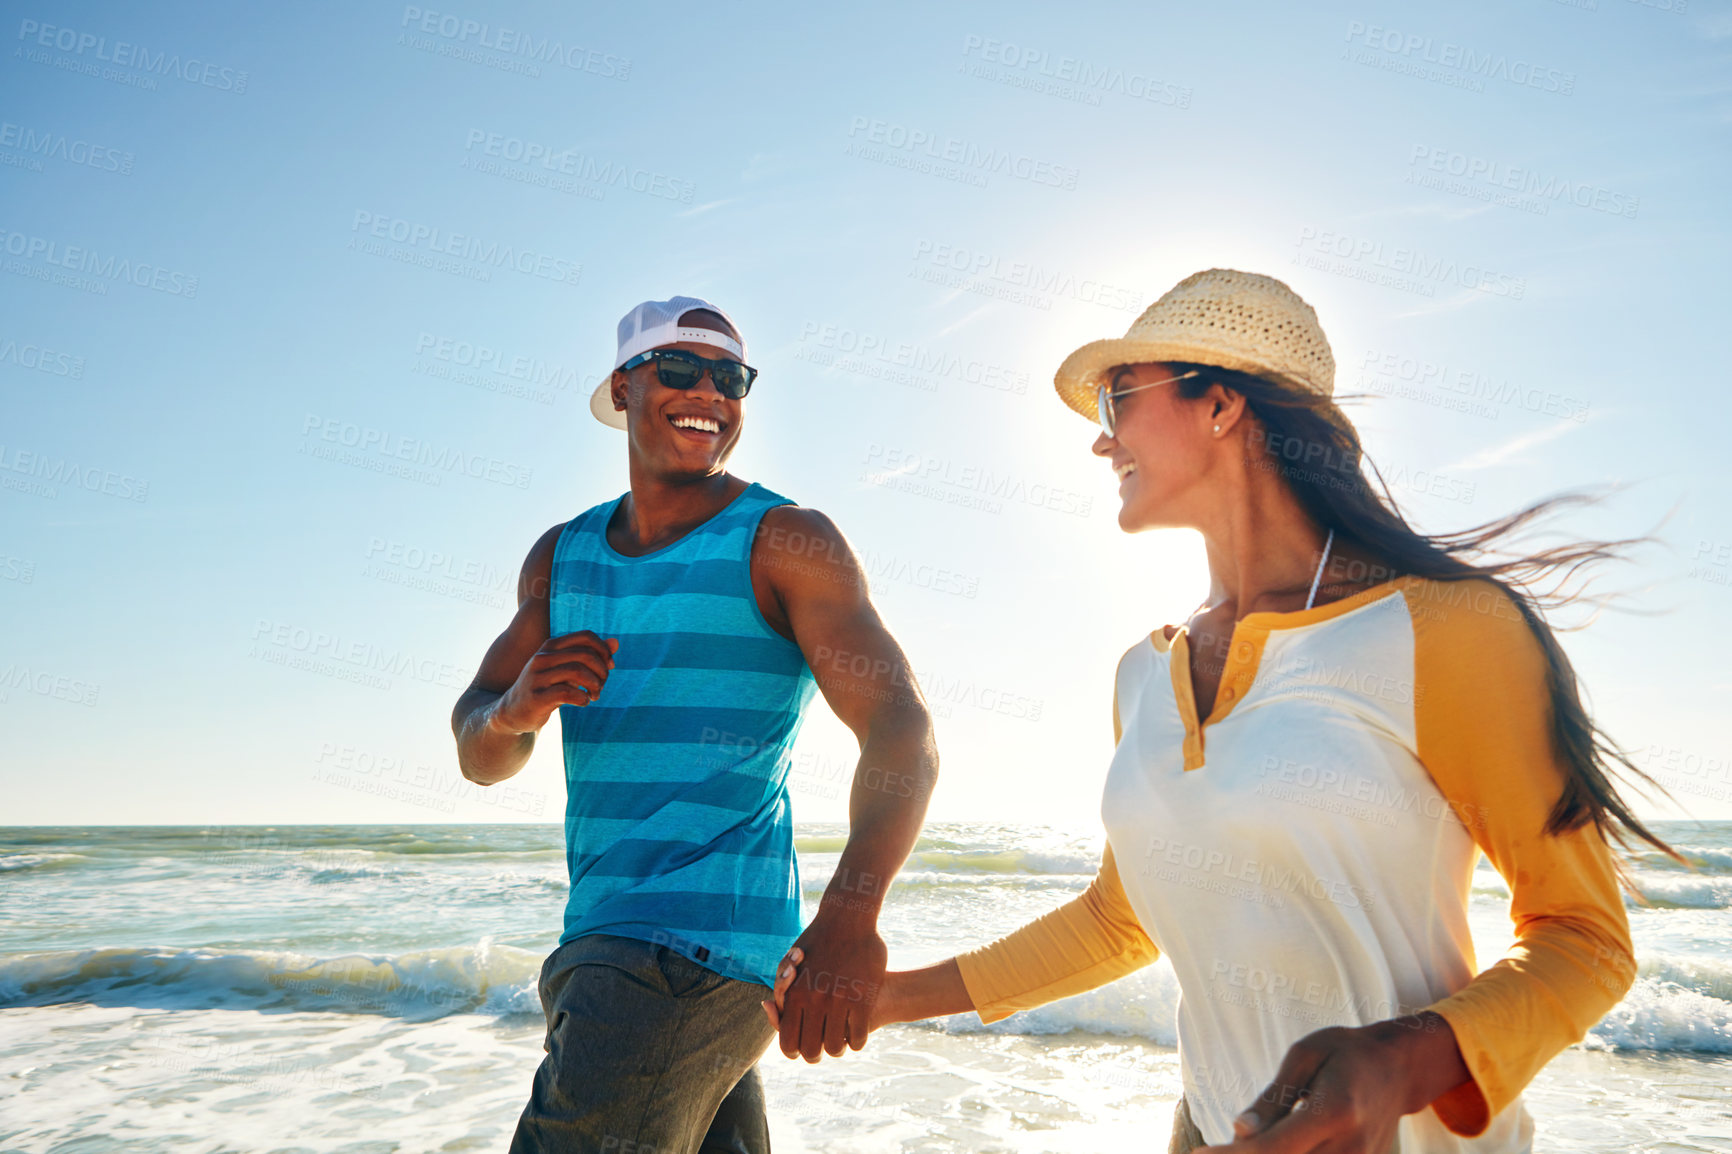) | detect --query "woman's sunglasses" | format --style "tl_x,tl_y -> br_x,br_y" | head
1096,370 -> 1200,437
620,349 -> 758,399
